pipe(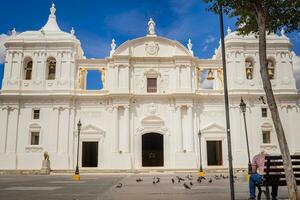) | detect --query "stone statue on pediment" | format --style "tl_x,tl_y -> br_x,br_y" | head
148,18 -> 156,35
